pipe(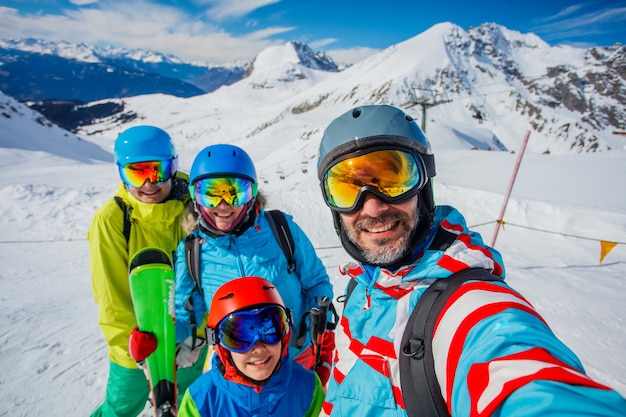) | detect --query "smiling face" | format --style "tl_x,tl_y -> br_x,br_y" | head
199,200 -> 247,231
229,340 -> 281,382
128,178 -> 172,203
340,193 -> 419,265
